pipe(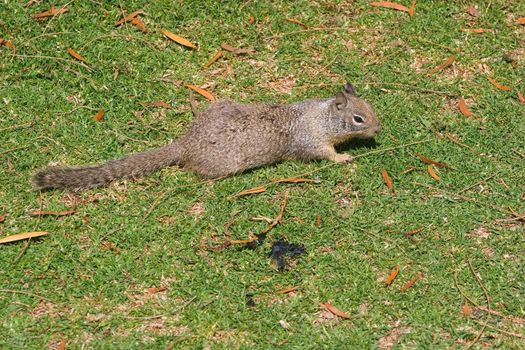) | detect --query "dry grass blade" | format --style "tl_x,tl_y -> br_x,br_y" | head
32,6 -> 68,19
460,28 -> 485,33
67,48 -> 88,63
115,9 -> 144,26
29,210 -> 77,217
427,165 -> 441,181
94,109 -> 105,121
370,2 -> 410,14
320,302 -> 350,319
280,286 -> 299,294
487,76 -> 511,91
204,51 -> 222,69
163,30 -> 197,49
0,231 -> 48,244
399,272 -> 422,292
384,265 -> 399,286
429,54 -> 455,74
458,98 -> 473,117
187,84 -> 214,101
233,186 -> 267,198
